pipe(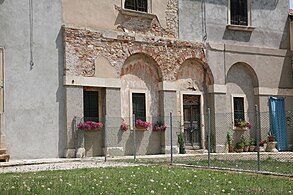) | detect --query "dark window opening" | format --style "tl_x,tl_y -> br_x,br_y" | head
84,91 -> 99,122
230,0 -> 248,26
234,97 -> 245,124
125,0 -> 148,12
132,93 -> 146,121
